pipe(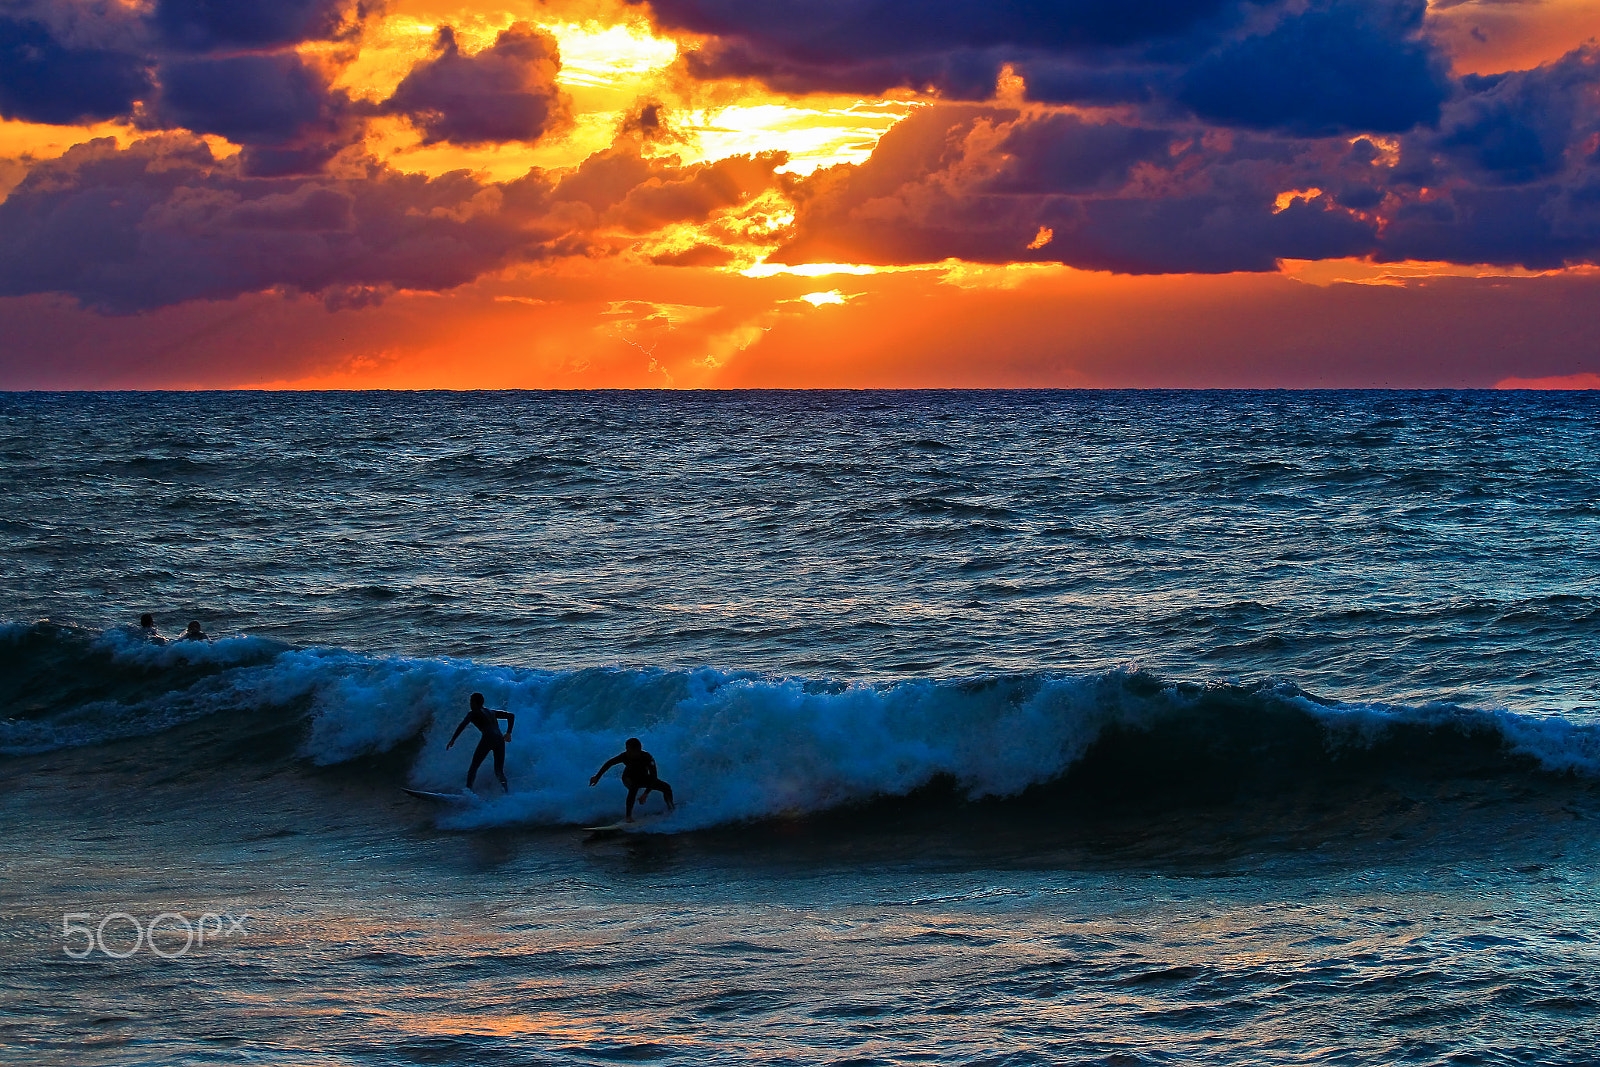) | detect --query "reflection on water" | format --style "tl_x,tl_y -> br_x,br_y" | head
3,391 -> 1598,1064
